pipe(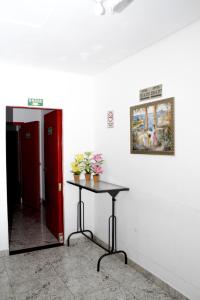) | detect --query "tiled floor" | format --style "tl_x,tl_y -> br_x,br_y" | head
0,238 -> 176,300
9,204 -> 58,251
